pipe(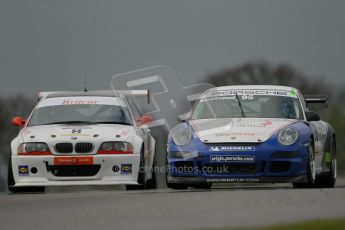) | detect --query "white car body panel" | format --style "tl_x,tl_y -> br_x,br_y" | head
10,93 -> 155,187
190,118 -> 296,143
